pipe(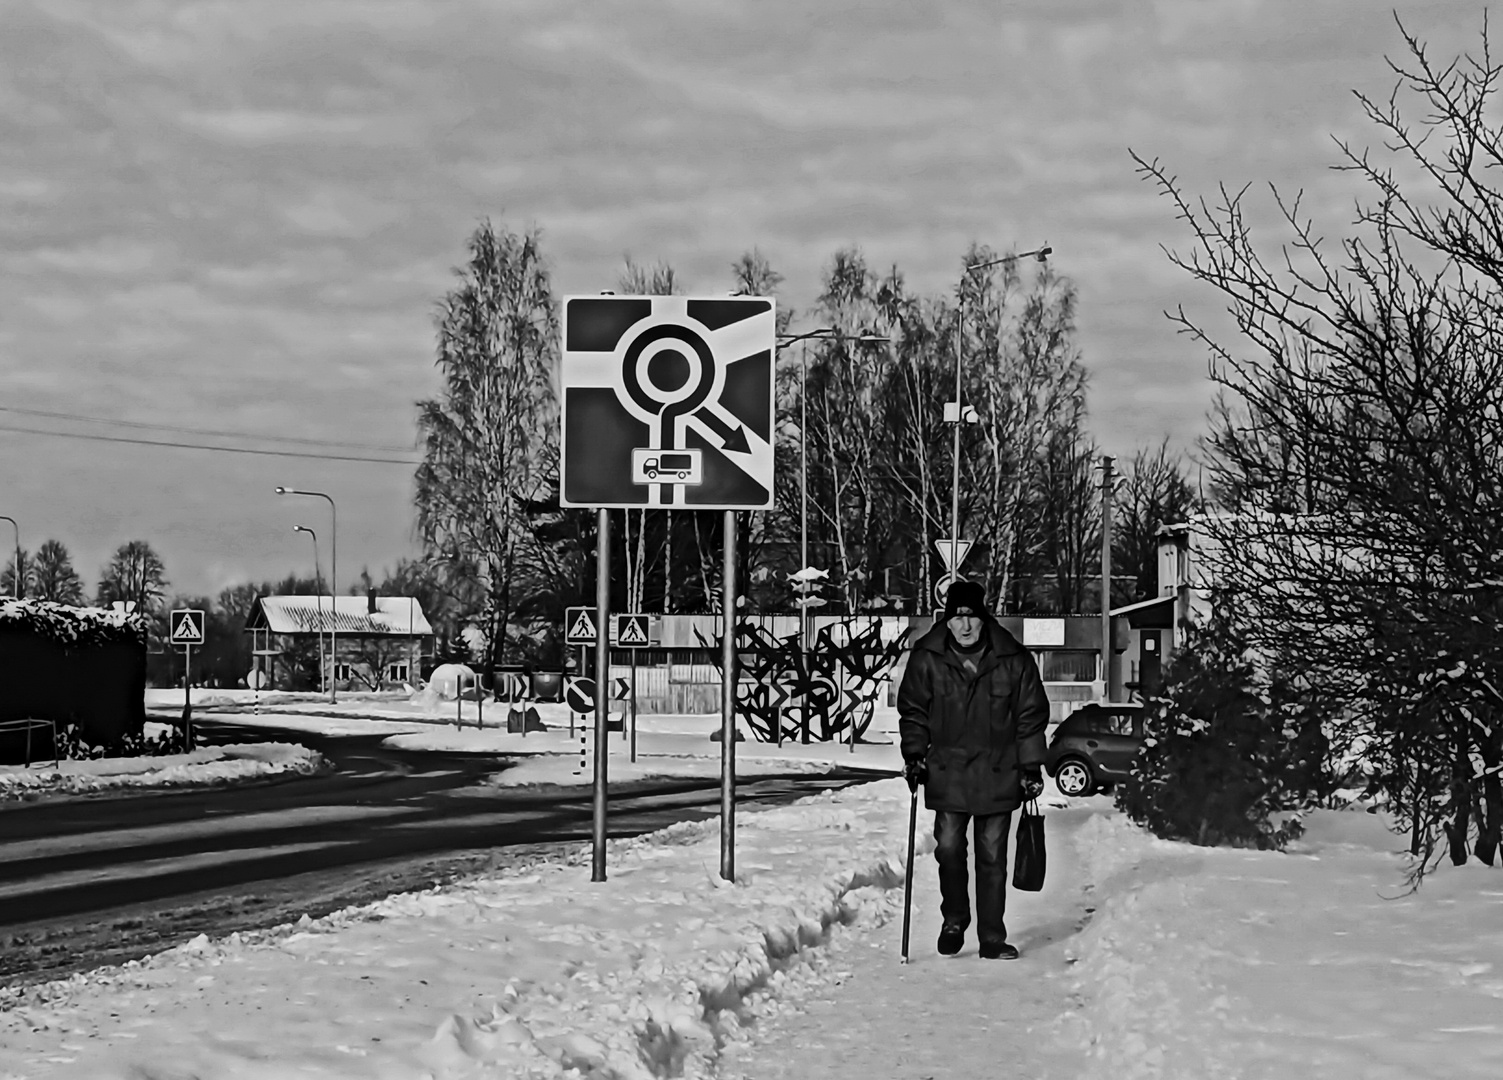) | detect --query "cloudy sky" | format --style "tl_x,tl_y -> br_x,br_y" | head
0,0 -> 1481,599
